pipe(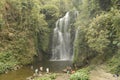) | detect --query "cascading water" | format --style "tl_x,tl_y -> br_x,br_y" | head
51,11 -> 78,61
